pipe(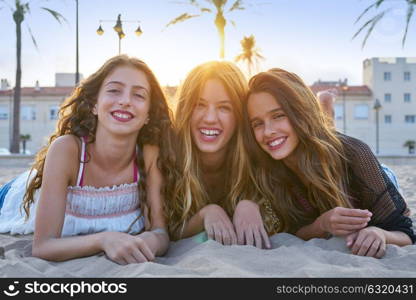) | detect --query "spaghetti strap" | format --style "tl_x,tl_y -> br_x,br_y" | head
76,137 -> 87,187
